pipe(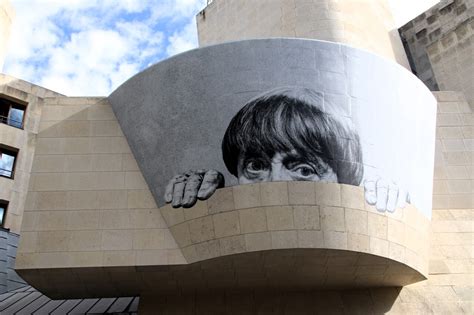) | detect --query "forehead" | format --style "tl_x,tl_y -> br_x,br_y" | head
240,150 -> 310,161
